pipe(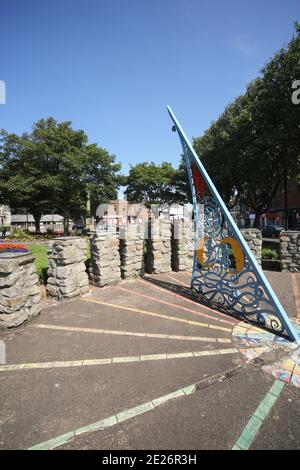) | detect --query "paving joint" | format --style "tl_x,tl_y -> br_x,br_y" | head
28,364 -> 243,450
